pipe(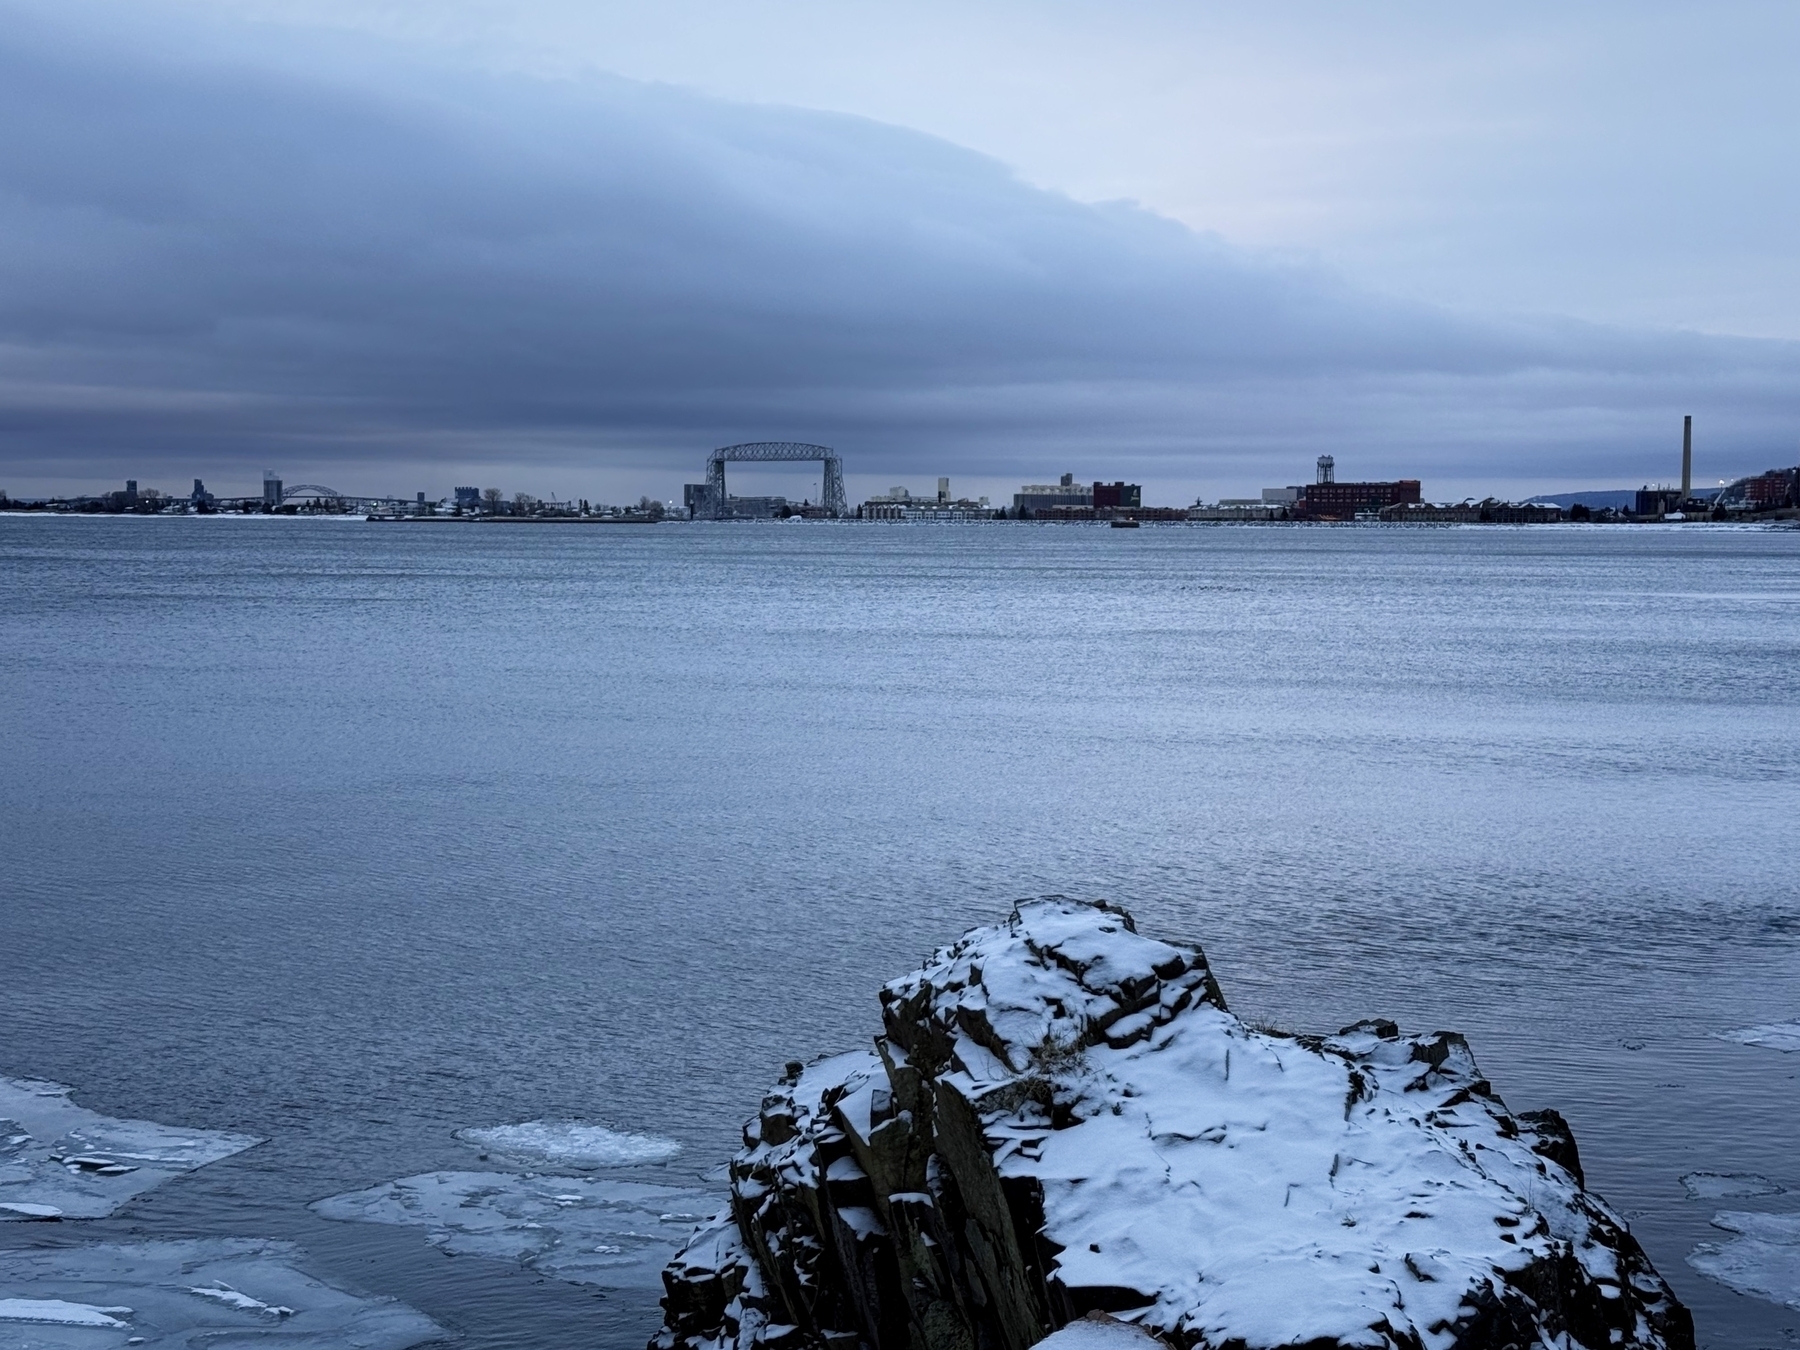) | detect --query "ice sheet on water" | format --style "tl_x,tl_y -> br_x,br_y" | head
454,1120 -> 681,1168
1681,1171 -> 1785,1200
0,1237 -> 443,1348
1716,1020 -> 1800,1053
1688,1210 -> 1800,1310
0,1299 -> 133,1328
313,1171 -> 723,1288
0,1077 -> 261,1221
183,1284 -> 294,1316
